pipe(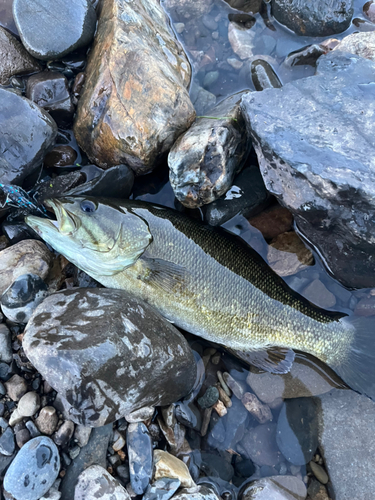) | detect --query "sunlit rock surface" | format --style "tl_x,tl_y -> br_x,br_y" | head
169,92 -> 252,208
23,288 -> 197,426
74,0 -> 195,174
241,51 -> 375,288
333,31 -> 375,61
